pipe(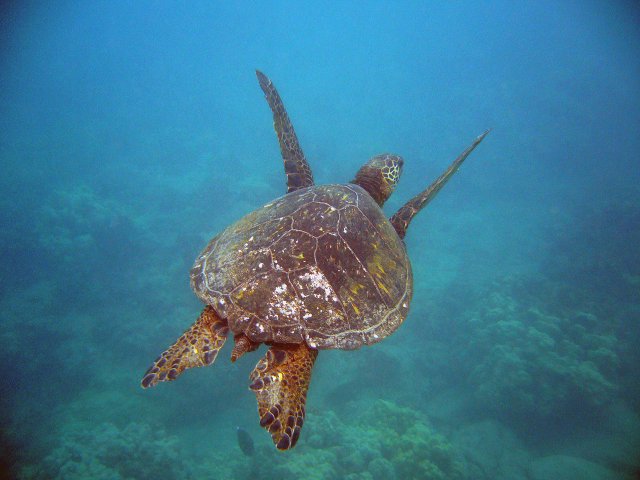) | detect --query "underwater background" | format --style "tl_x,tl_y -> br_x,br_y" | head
1,1 -> 639,479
